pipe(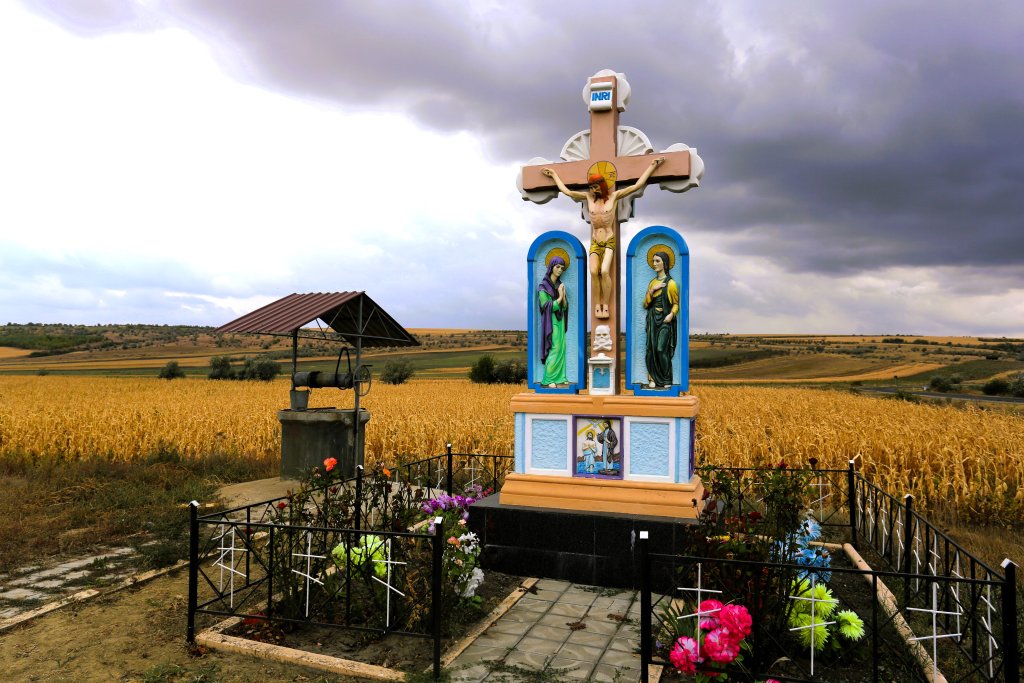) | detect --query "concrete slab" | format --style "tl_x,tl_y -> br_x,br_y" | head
218,477 -> 301,510
0,588 -> 43,601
